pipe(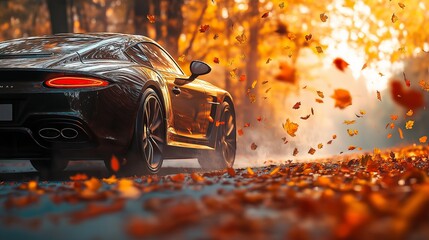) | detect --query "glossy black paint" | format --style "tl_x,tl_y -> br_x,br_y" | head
0,33 -> 233,162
